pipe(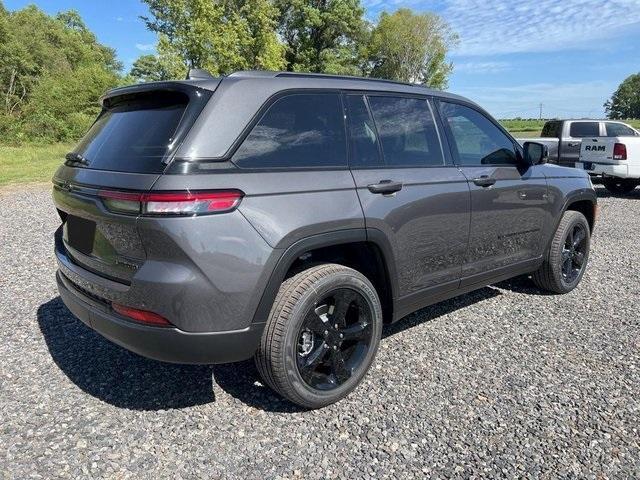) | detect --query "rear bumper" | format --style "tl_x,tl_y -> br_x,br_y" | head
576,162 -> 640,179
56,270 -> 264,364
